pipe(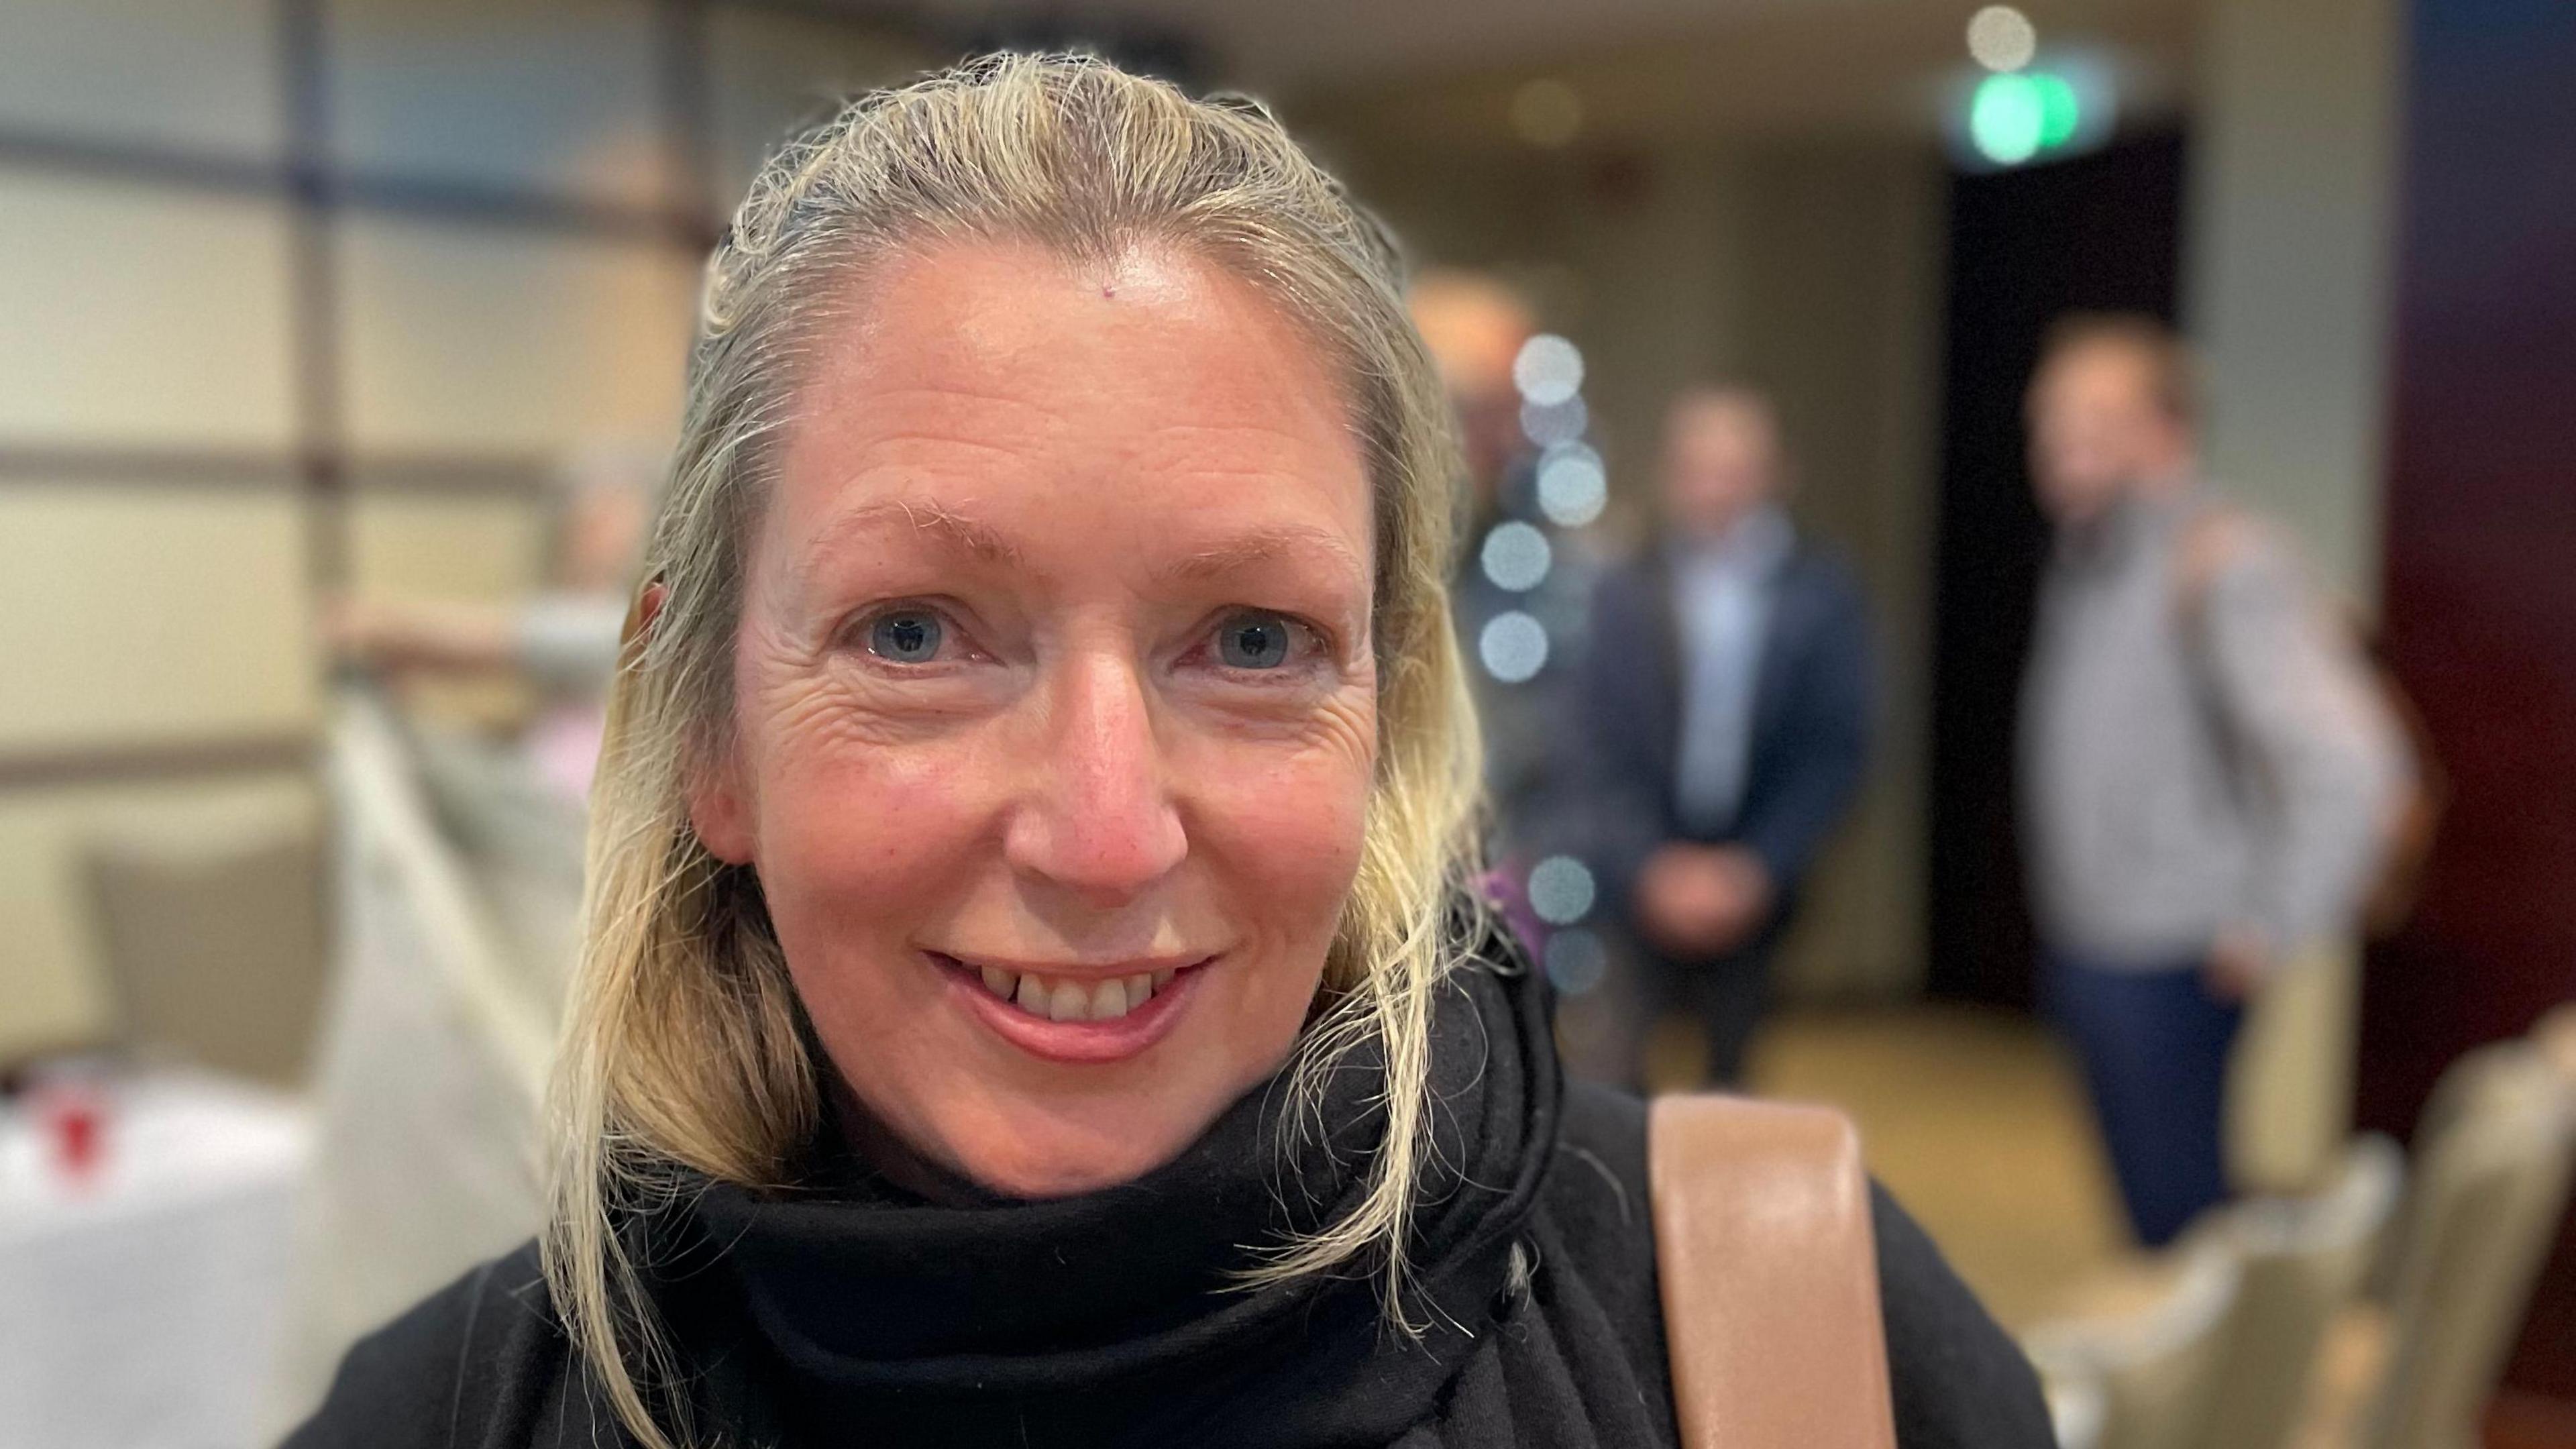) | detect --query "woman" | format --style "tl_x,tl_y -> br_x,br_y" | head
288,55 -> 2050,1448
